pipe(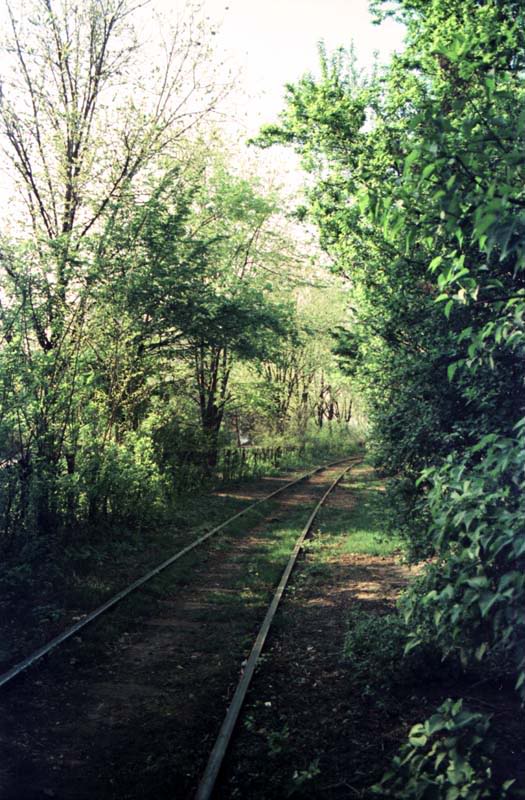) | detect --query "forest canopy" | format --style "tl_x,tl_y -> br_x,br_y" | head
0,0 -> 356,546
